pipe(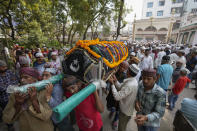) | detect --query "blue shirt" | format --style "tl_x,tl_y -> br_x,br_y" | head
33,61 -> 46,75
157,64 -> 173,90
181,98 -> 197,129
48,83 -> 63,124
136,82 -> 166,127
